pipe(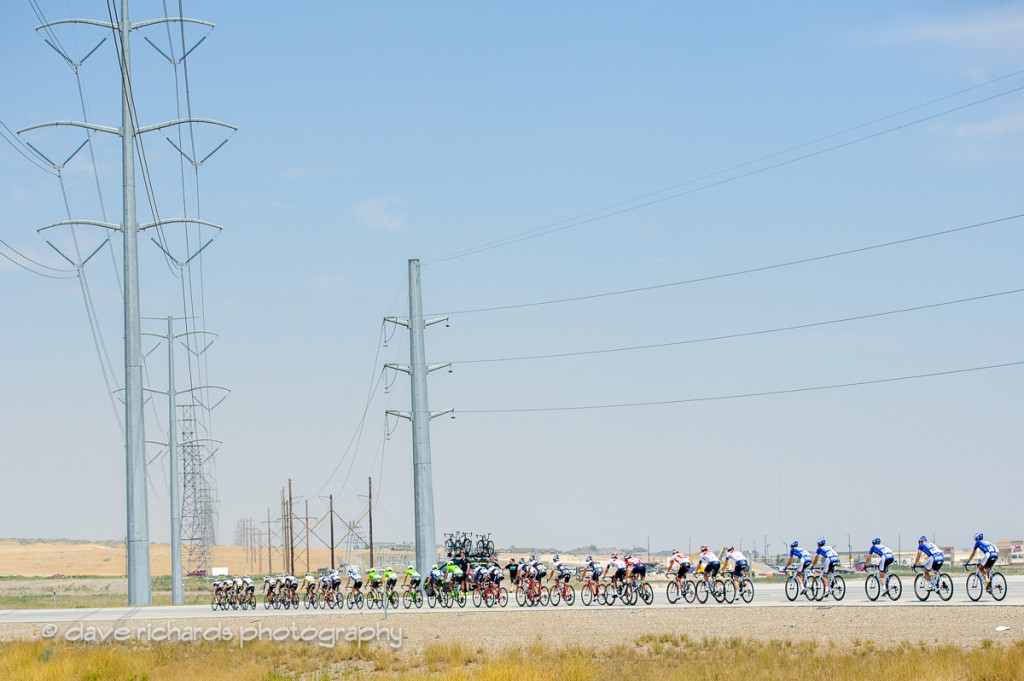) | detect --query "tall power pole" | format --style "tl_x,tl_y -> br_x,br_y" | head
21,2 -> 235,606
385,259 -> 452,580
